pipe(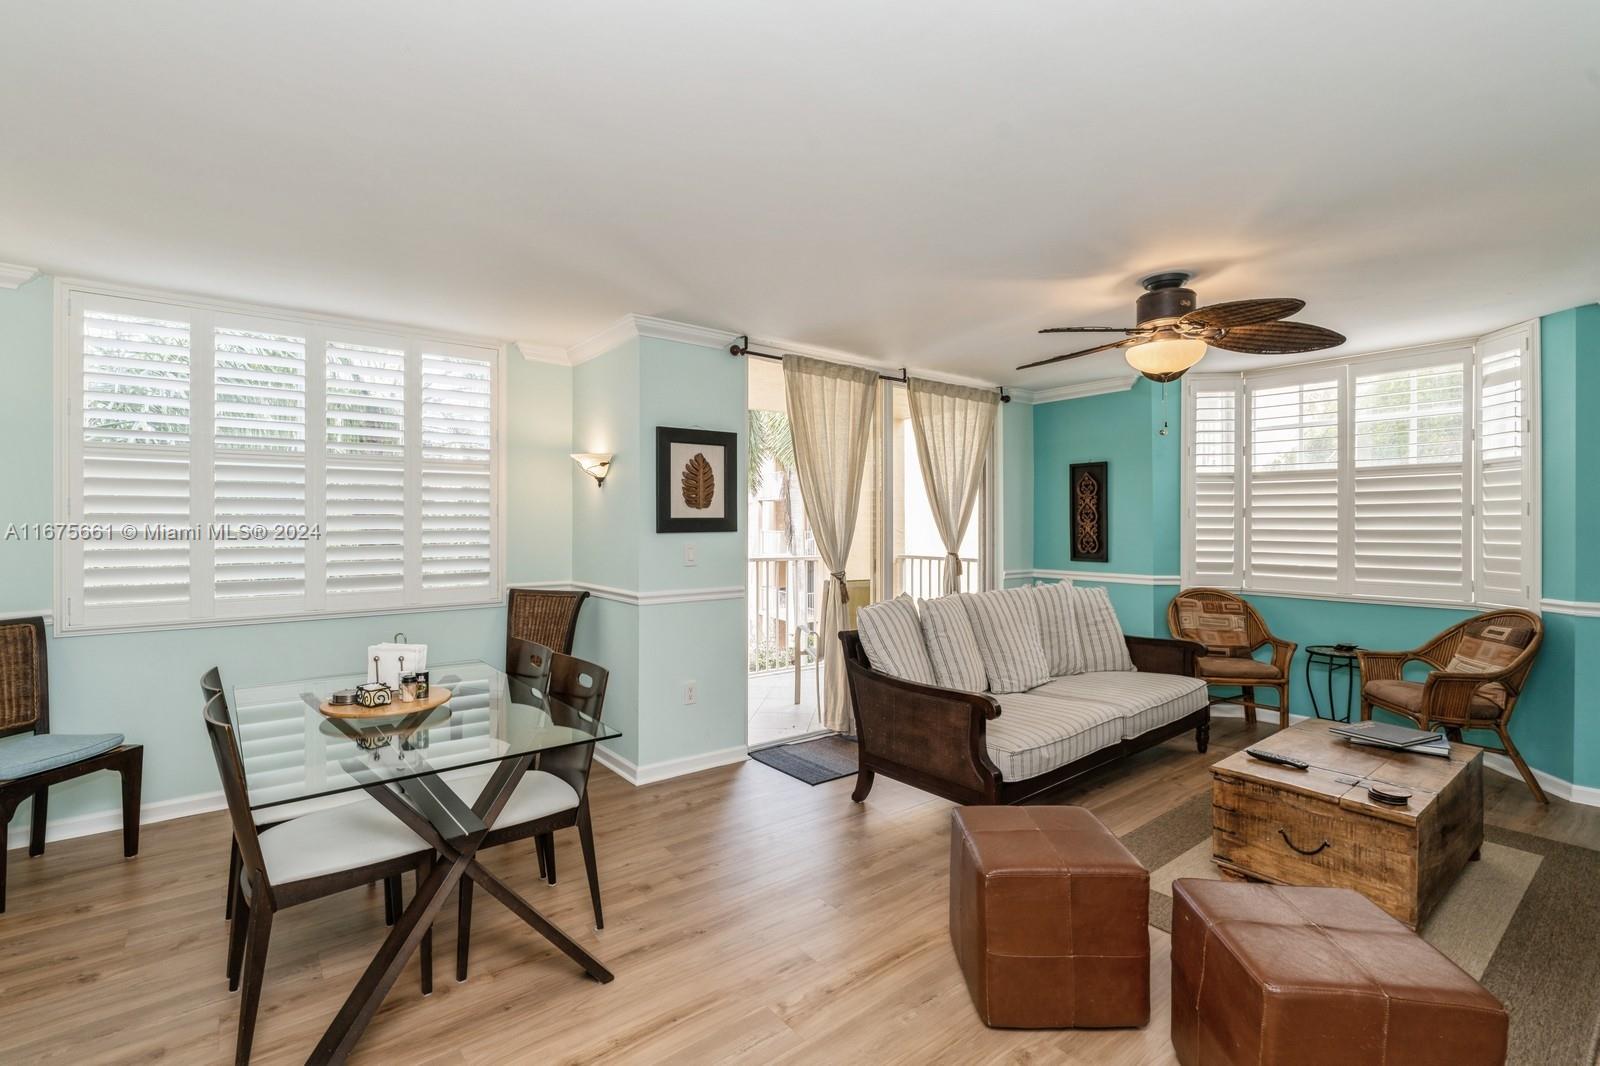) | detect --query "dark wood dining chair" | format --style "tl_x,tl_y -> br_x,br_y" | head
203,668 -> 404,928
203,689 -> 437,1064
449,639 -> 608,981
1359,608 -> 1547,803
1168,589 -> 1296,729
506,587 -> 590,664
0,615 -> 143,913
